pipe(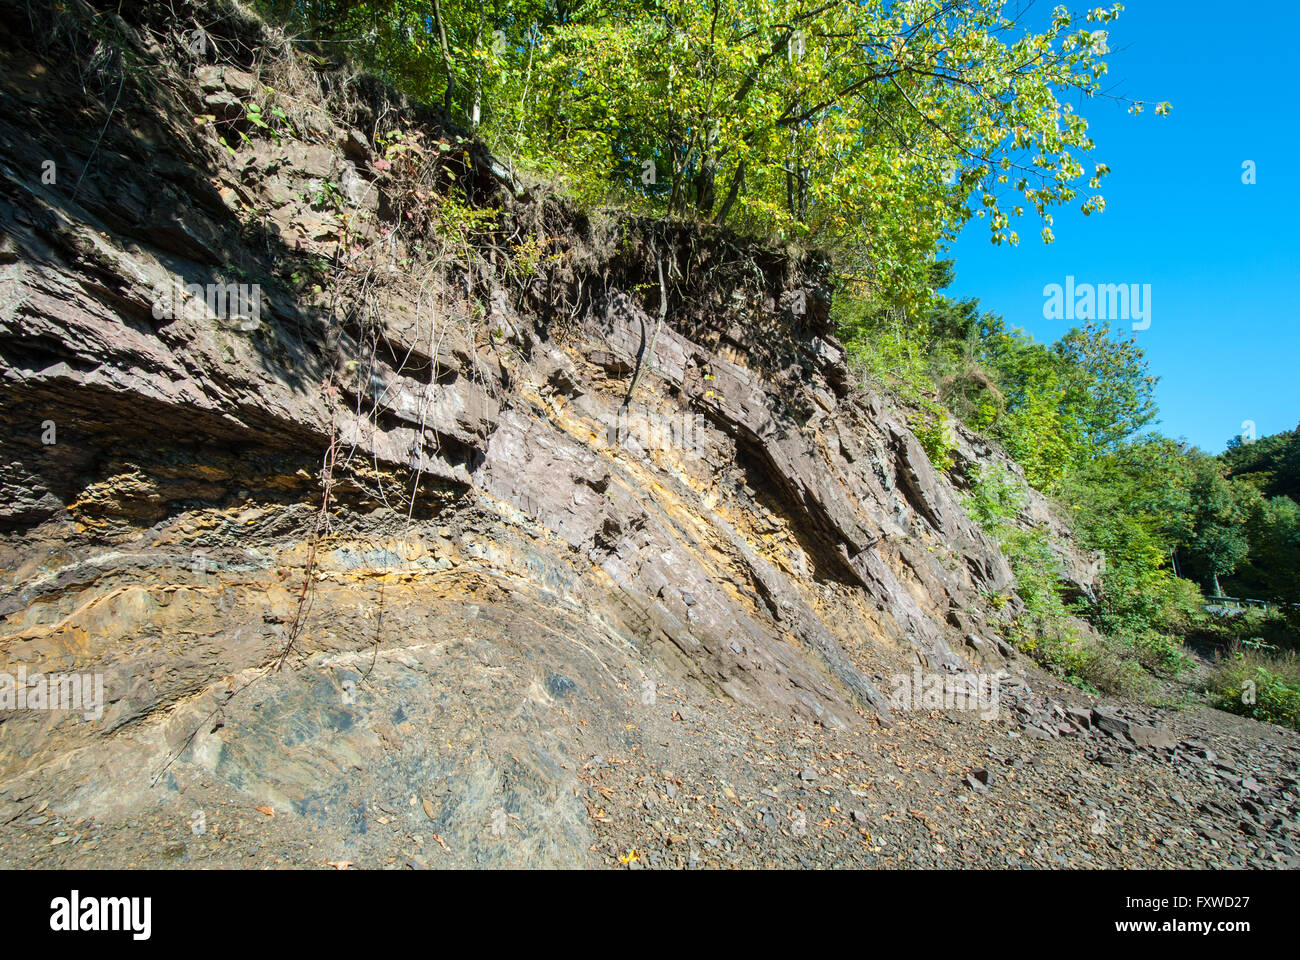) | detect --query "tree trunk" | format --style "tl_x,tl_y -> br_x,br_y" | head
431,0 -> 455,119
470,17 -> 484,130
714,160 -> 745,224
693,126 -> 719,217
694,161 -> 716,218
